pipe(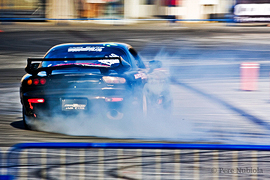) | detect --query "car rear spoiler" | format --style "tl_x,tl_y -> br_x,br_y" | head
25,57 -> 130,75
